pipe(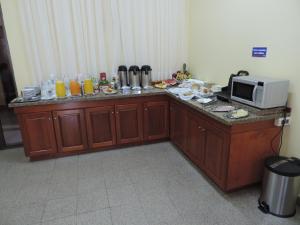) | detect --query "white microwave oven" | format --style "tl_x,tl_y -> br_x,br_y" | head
231,76 -> 289,109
